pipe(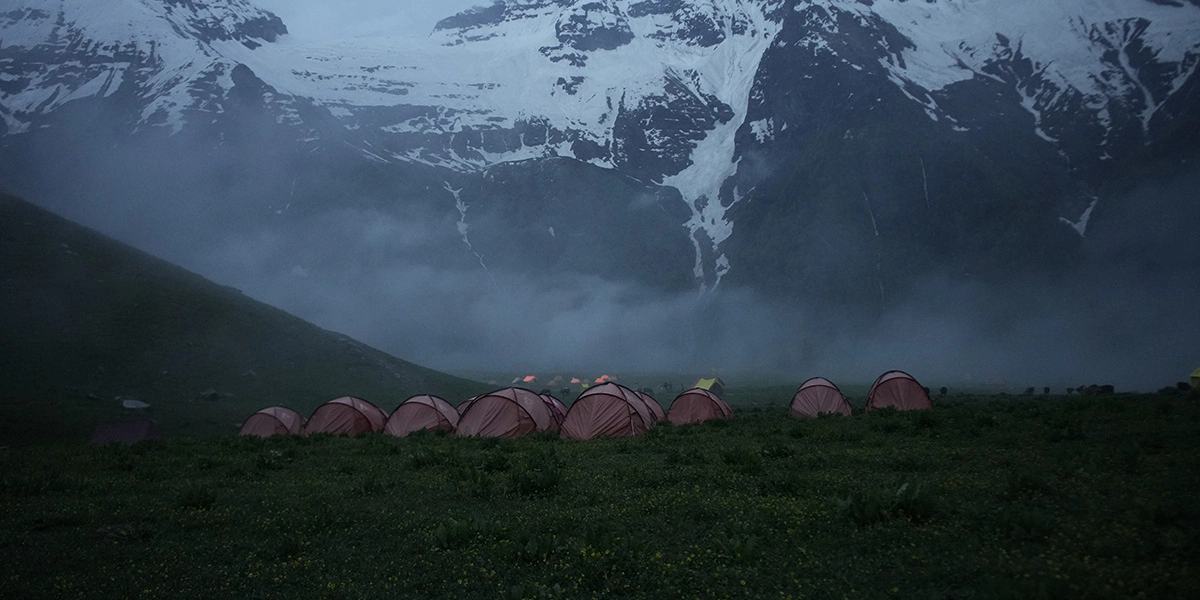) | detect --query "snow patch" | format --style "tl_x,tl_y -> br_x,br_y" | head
1059,197 -> 1098,238
749,117 -> 775,143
